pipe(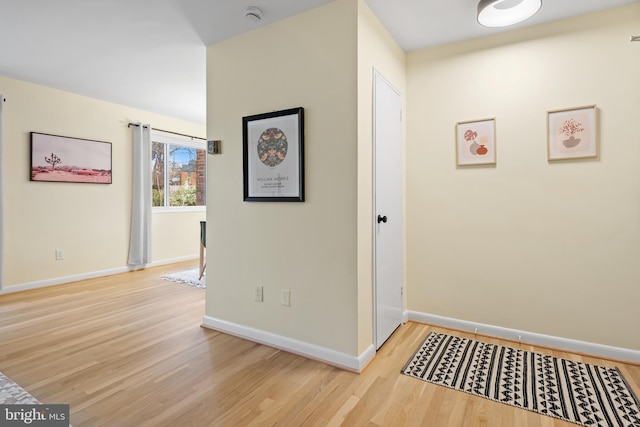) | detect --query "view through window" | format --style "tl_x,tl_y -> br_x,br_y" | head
151,133 -> 206,208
